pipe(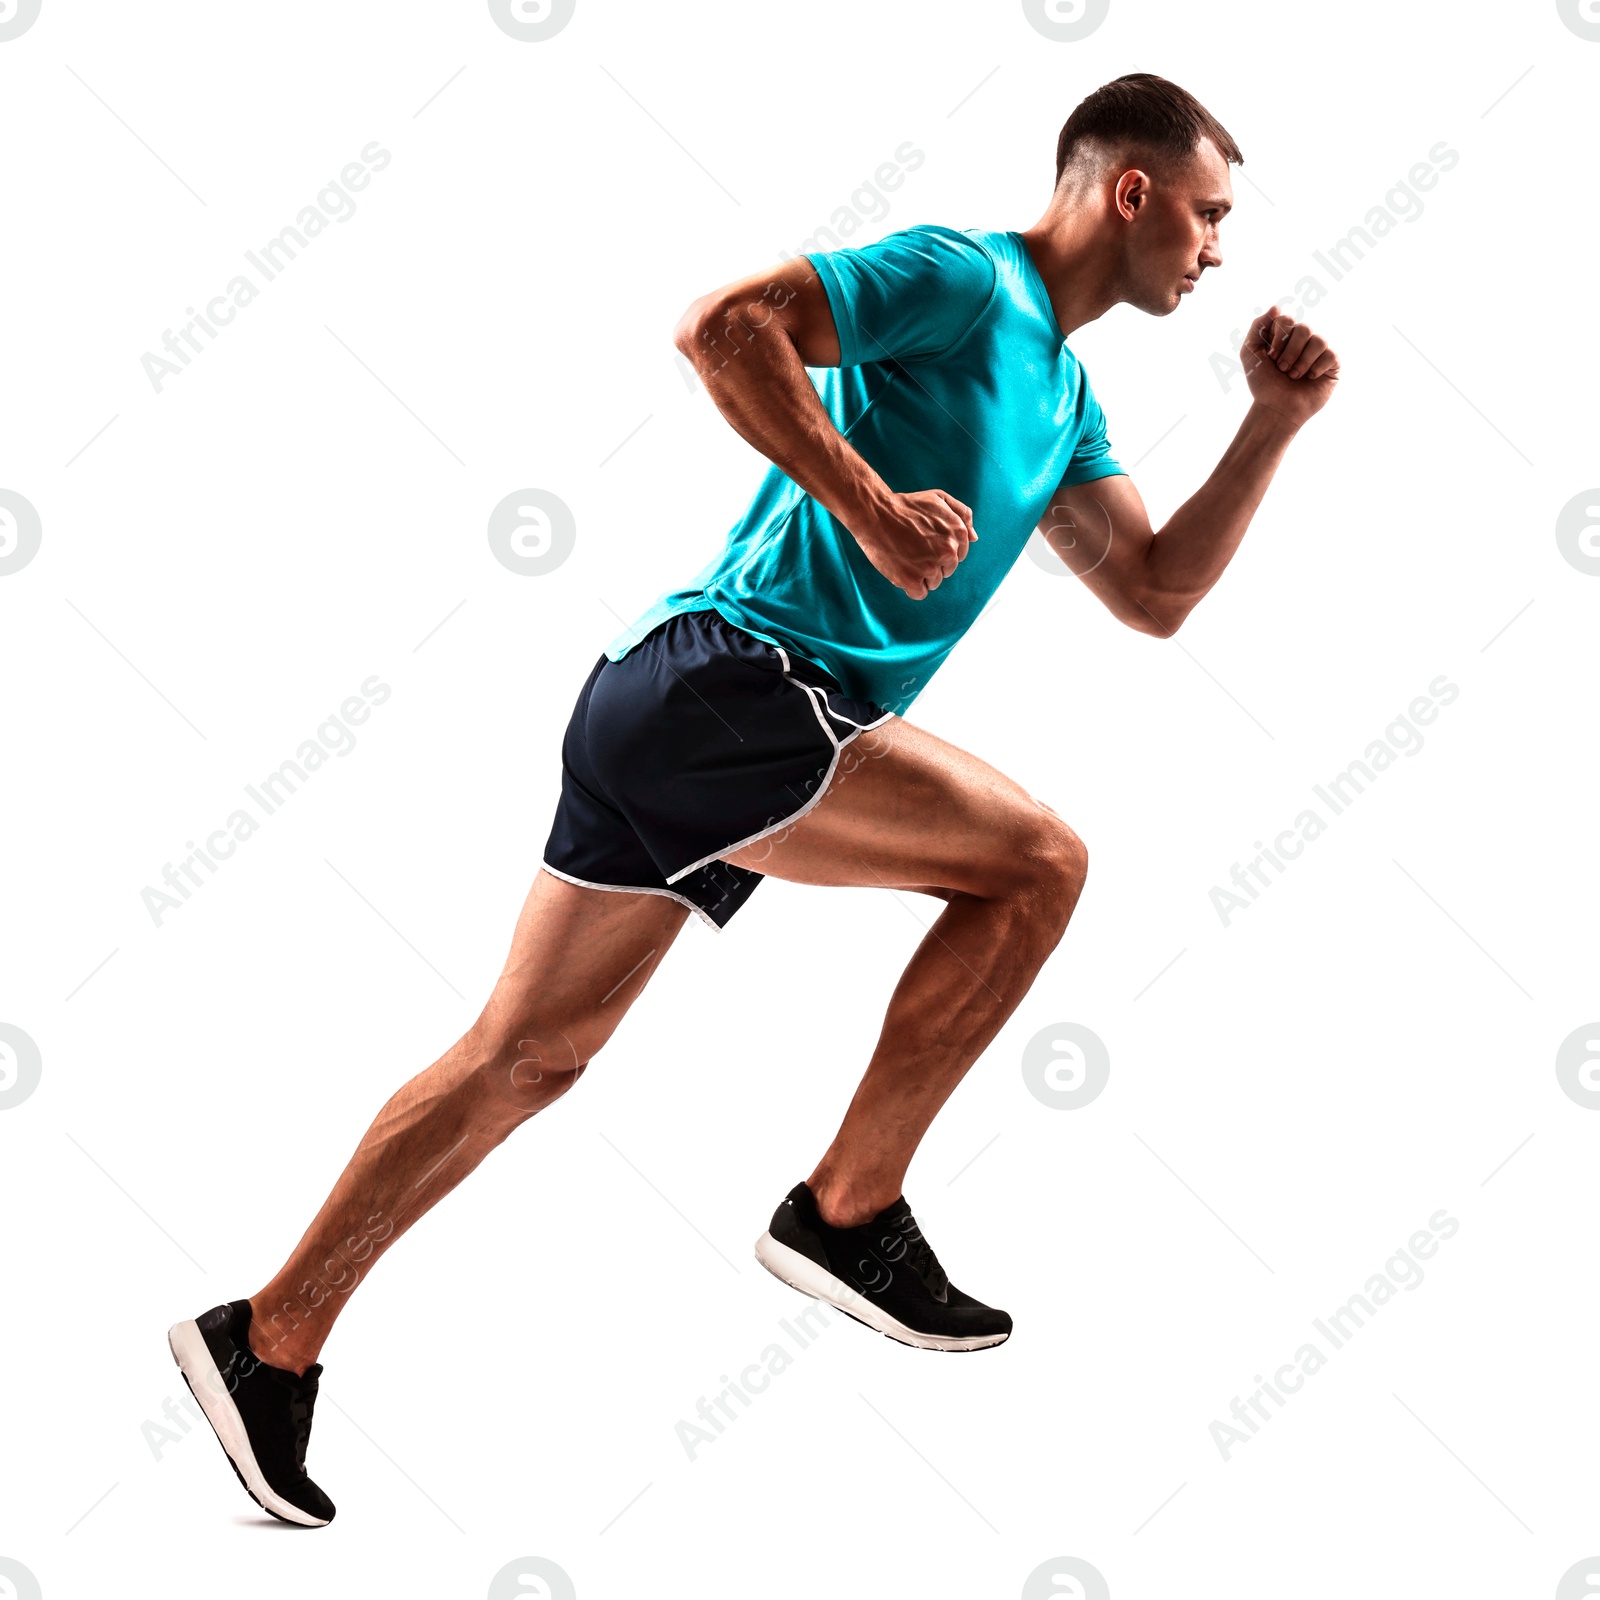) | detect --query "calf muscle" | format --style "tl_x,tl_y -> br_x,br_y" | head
246,873 -> 689,1372
723,717 -> 1087,1224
